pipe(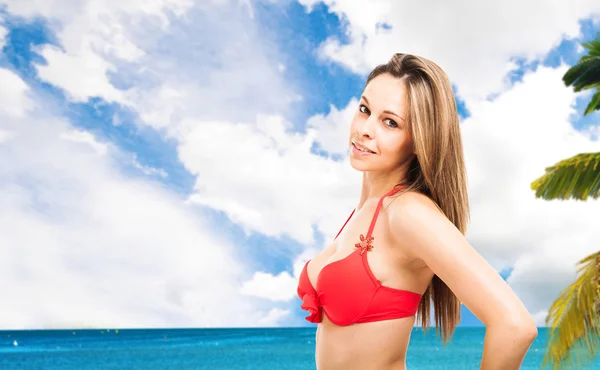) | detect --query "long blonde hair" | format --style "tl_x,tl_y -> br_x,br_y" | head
366,53 -> 470,344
